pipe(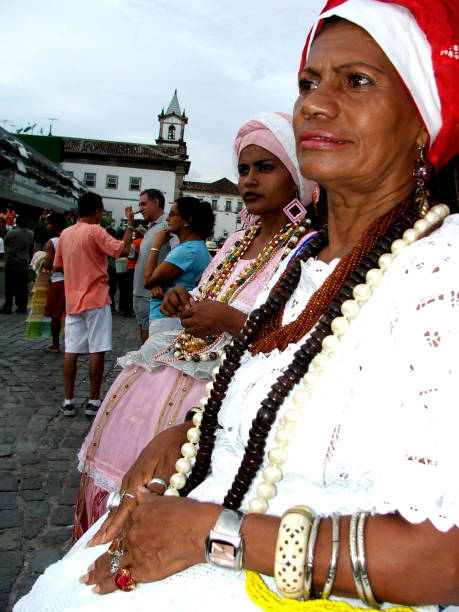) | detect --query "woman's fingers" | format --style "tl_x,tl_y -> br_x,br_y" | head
87,497 -> 136,546
82,540 -> 139,595
87,514 -> 113,547
82,552 -> 111,585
